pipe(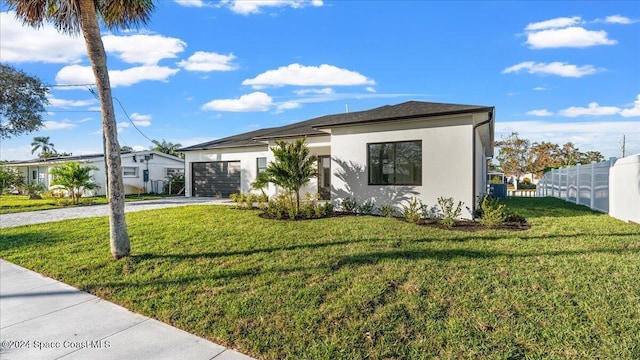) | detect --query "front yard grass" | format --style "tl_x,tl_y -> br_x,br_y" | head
1,197 -> 639,359
0,194 -> 166,214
